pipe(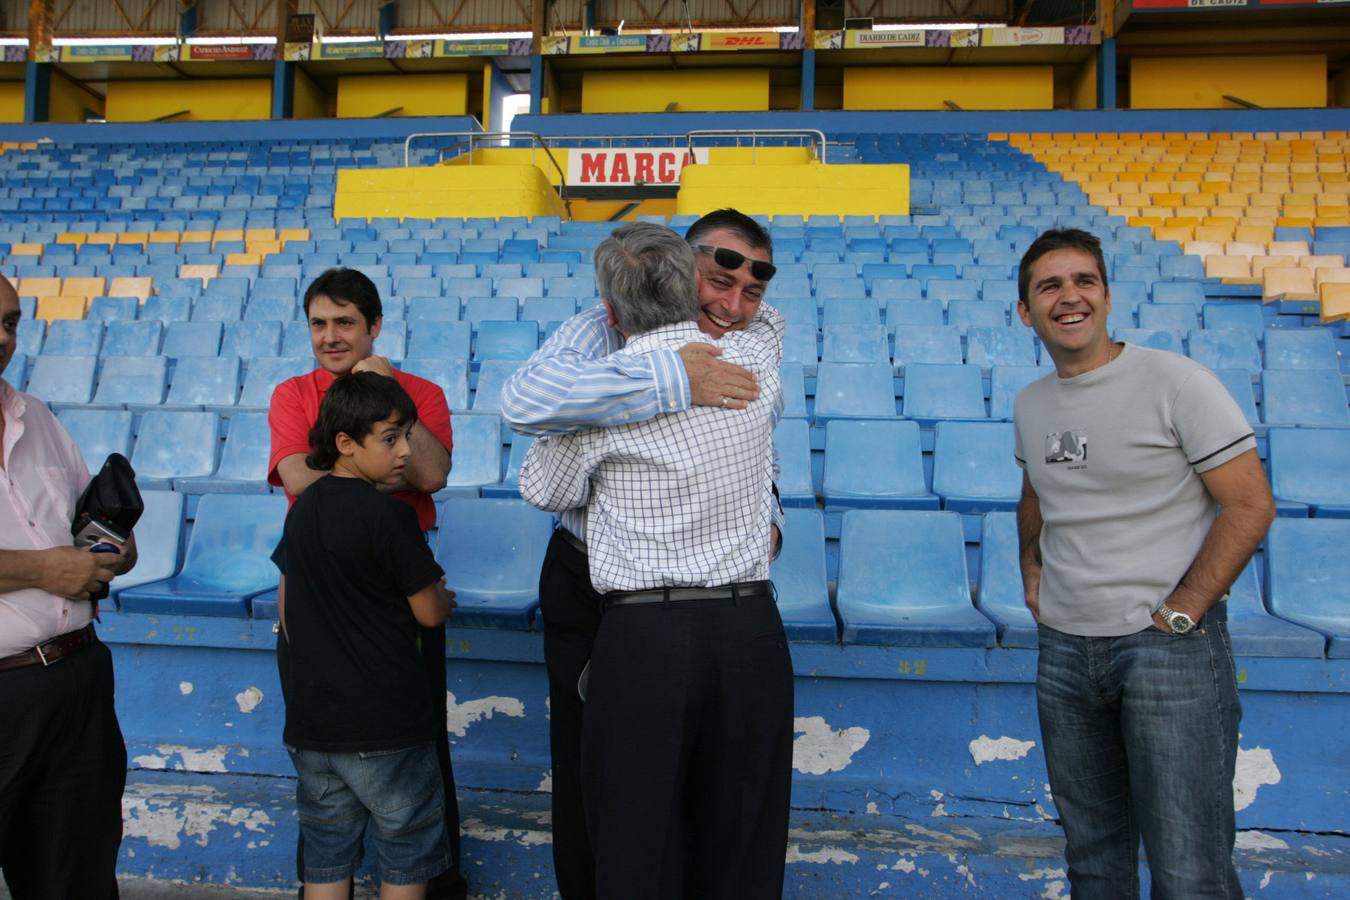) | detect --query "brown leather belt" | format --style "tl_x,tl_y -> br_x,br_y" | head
603,580 -> 774,611
0,623 -> 97,673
